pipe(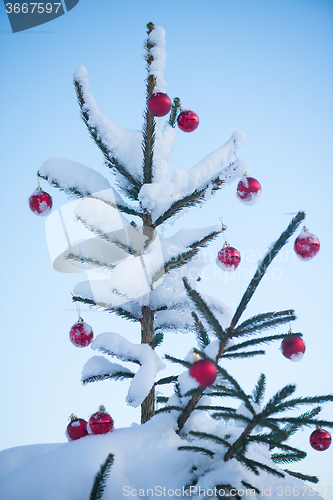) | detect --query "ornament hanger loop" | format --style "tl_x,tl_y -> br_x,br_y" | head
71,293 -> 82,322
219,217 -> 228,244
37,172 -> 41,190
